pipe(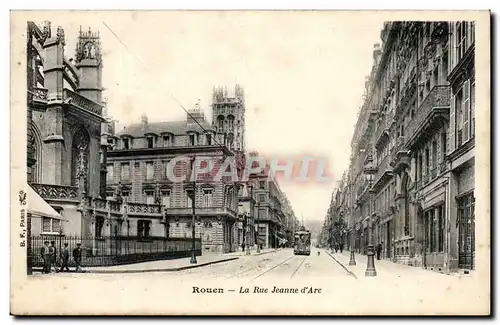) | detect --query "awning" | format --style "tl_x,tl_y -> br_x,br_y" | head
27,186 -> 66,220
